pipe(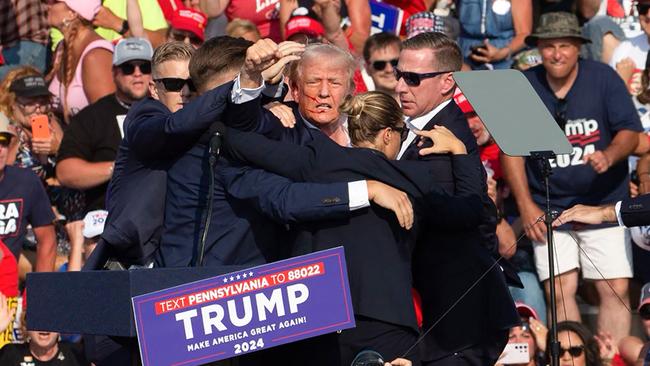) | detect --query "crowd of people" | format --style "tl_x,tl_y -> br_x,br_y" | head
0,0 -> 648,365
